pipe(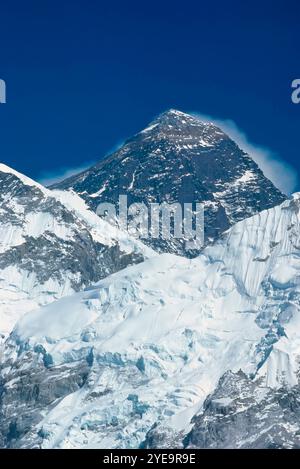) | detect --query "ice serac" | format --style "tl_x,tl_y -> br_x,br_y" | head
0,164 -> 154,338
51,109 -> 286,256
1,194 -> 300,448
